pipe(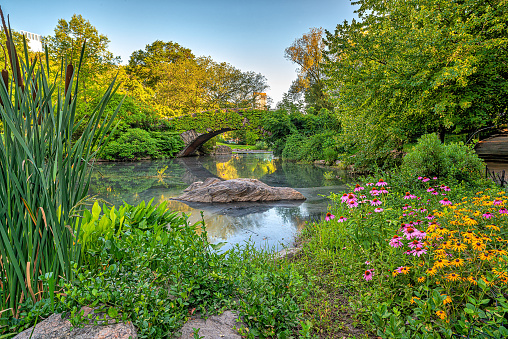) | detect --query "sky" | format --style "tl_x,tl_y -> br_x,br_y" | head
3,0 -> 357,105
